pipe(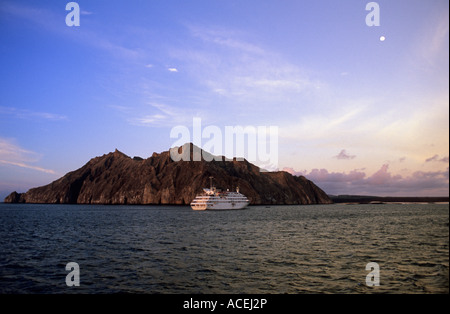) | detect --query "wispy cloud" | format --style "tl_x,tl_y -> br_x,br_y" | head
0,138 -> 55,174
279,103 -> 368,141
126,103 -> 201,127
420,10 -> 449,68
0,160 -> 56,174
0,2 -> 141,61
407,7 -> 449,74
188,24 -> 266,55
0,106 -> 67,121
169,24 -> 323,118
